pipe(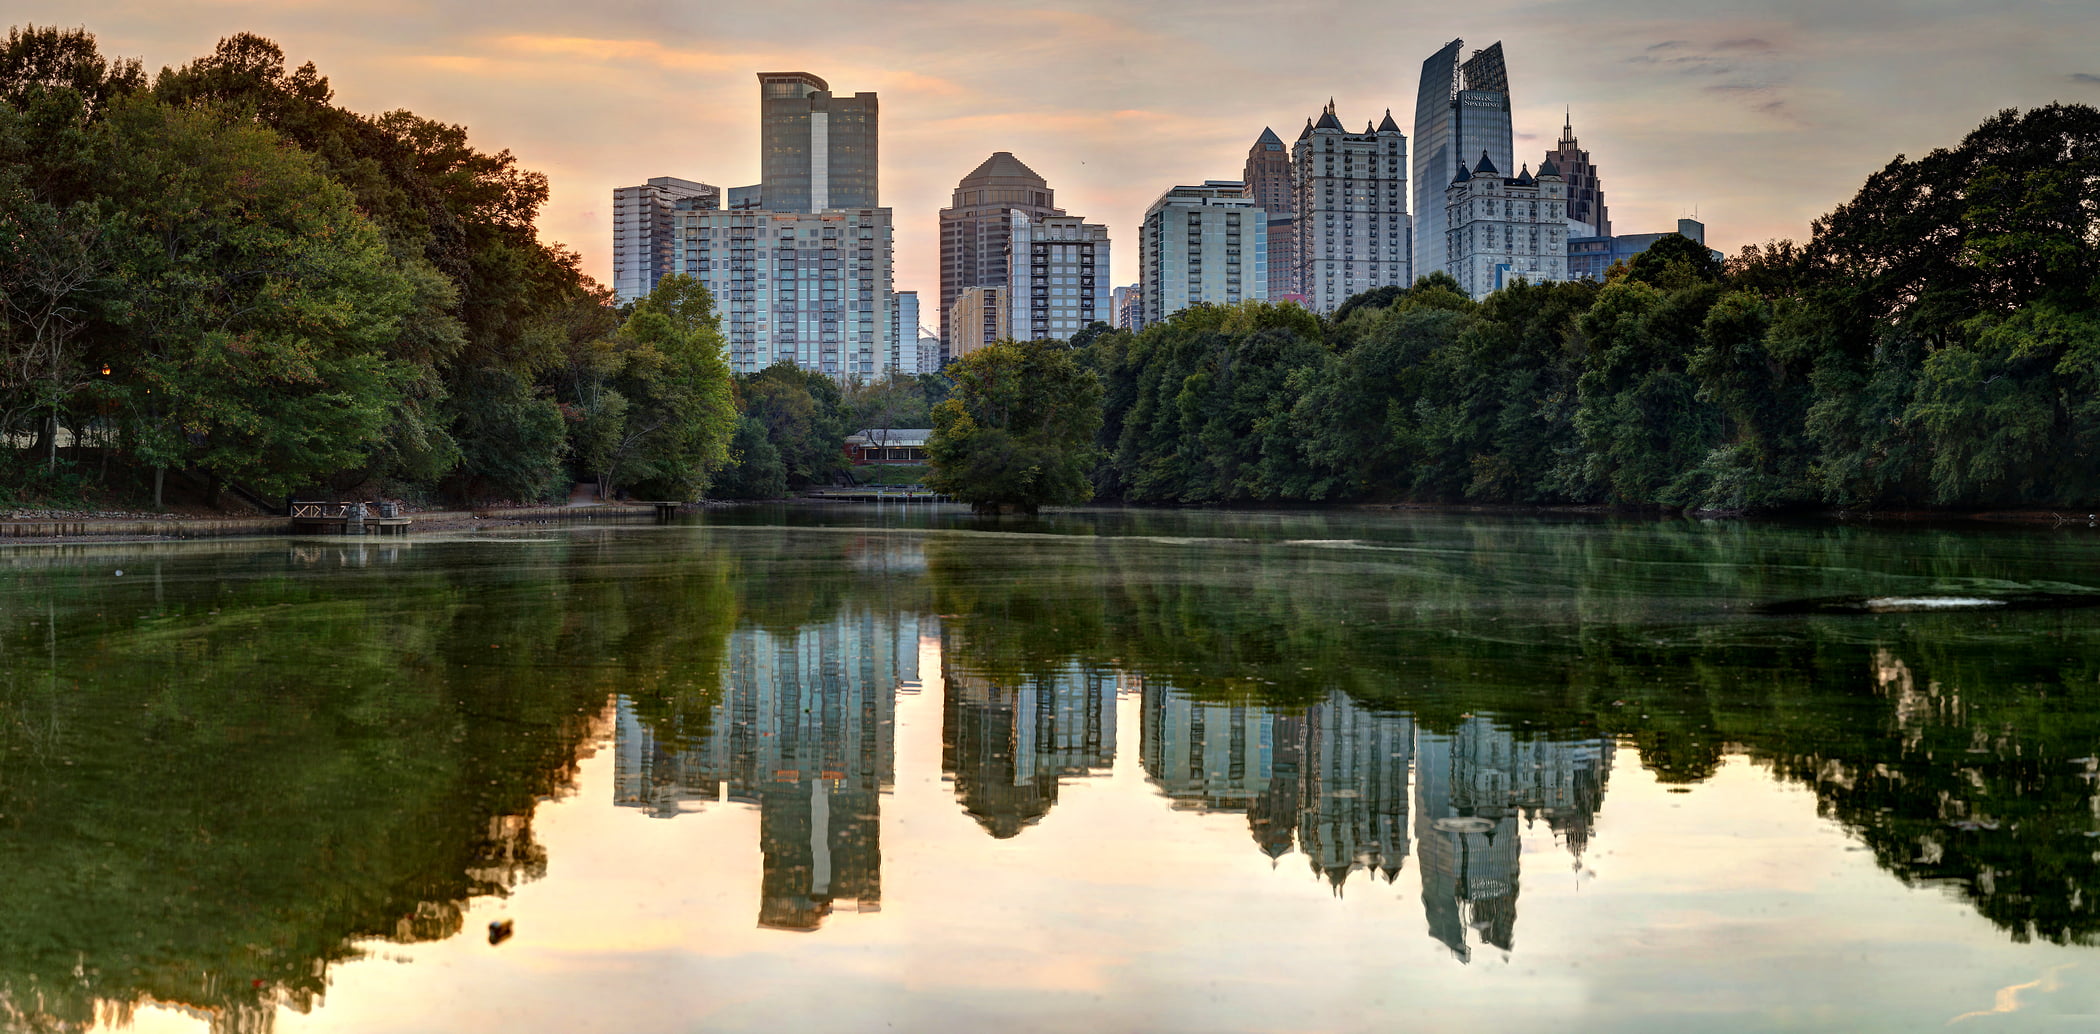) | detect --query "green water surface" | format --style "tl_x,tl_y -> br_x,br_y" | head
2,508 -> 2097,1032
